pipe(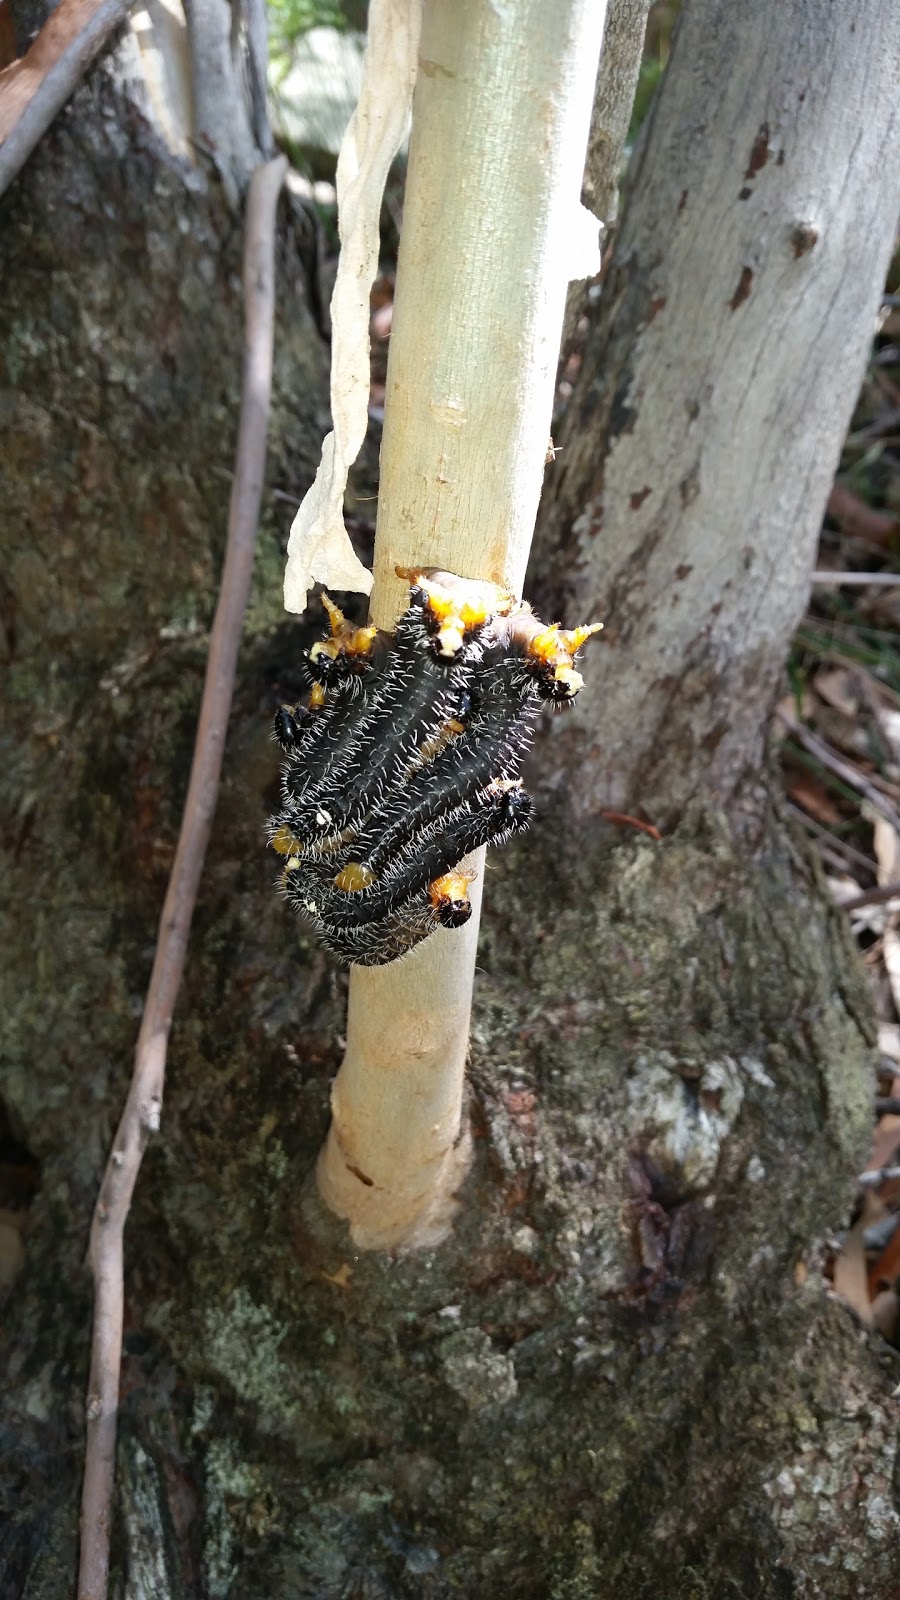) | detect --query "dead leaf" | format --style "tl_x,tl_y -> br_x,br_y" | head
322,1262 -> 354,1288
883,923 -> 900,1018
872,813 -> 900,885
786,772 -> 843,826
832,1217 -> 873,1325
871,1286 -> 896,1337
827,483 -> 898,548
879,708 -> 900,769
868,1215 -> 900,1296
871,1288 -> 899,1341
814,666 -> 860,719
878,1023 -> 900,1062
